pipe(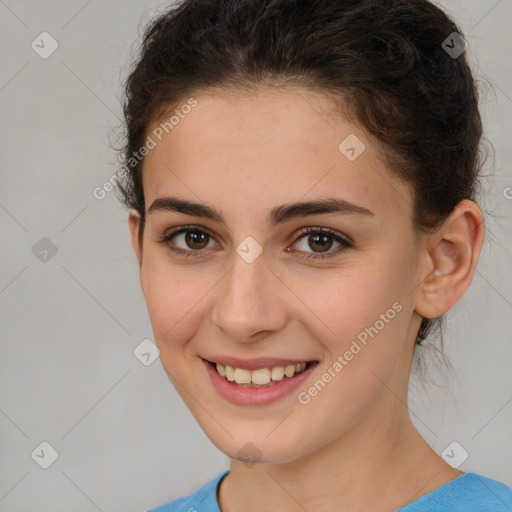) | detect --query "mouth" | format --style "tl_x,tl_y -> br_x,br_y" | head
203,358 -> 318,388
